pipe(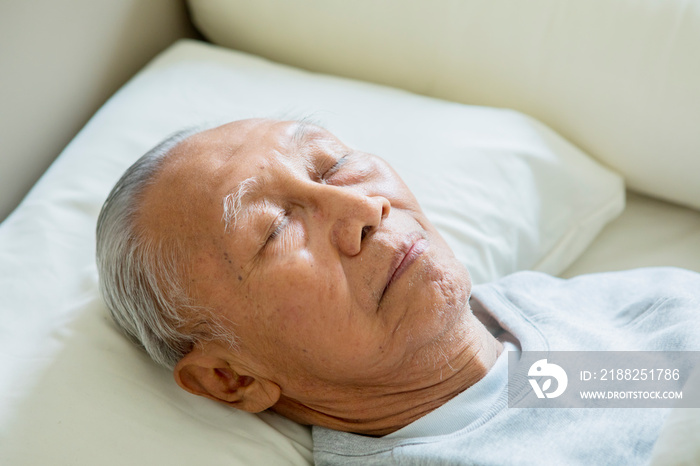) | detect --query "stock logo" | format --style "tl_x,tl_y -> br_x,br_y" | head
528,359 -> 568,399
